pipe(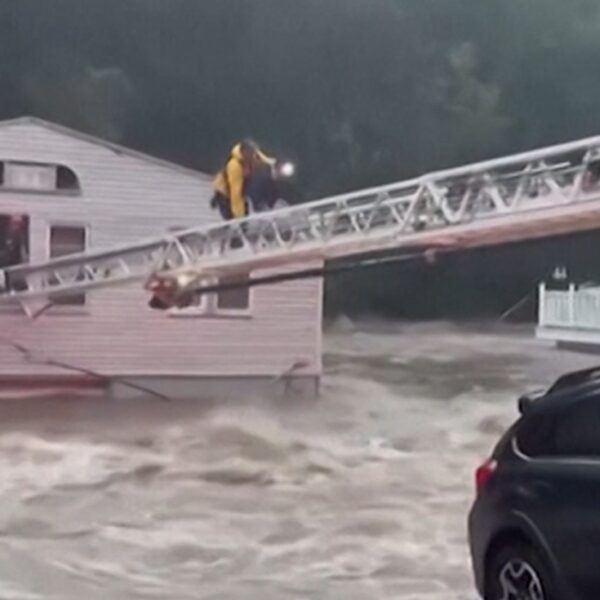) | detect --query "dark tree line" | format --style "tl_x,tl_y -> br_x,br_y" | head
1,1 -> 600,317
